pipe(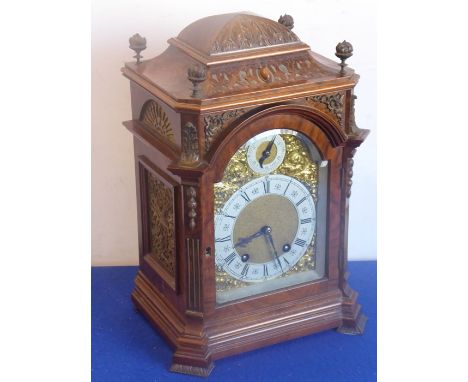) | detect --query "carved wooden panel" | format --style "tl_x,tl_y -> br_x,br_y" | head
139,157 -> 178,290
139,100 -> 175,142
206,54 -> 331,96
